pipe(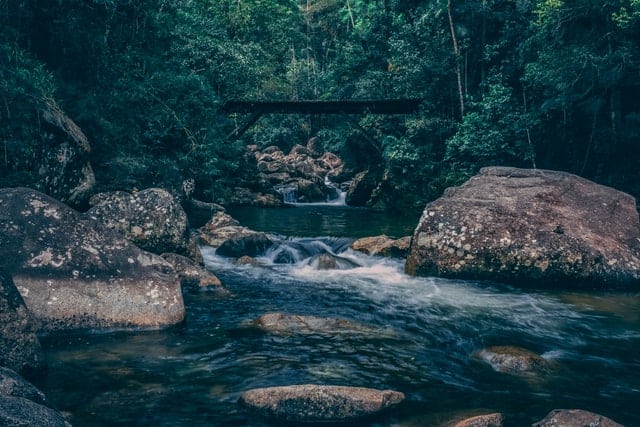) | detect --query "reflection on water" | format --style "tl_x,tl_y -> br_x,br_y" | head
226,205 -> 418,238
39,207 -> 640,427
